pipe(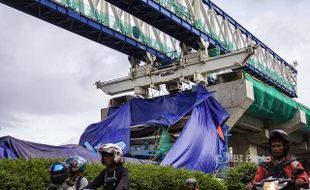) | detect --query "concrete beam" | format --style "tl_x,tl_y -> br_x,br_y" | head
294,141 -> 308,151
236,114 -> 264,132
208,79 -> 254,127
248,130 -> 269,144
289,132 -> 306,144
293,151 -> 310,158
275,109 -> 307,134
